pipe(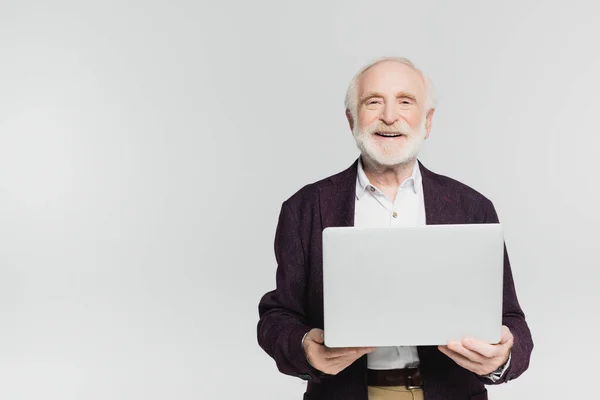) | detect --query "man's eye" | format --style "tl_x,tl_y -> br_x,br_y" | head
368,100 -> 380,105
